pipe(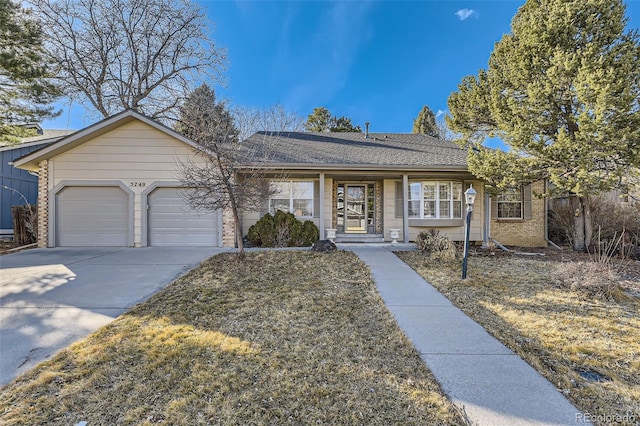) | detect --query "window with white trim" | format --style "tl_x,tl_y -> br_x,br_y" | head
269,181 -> 314,218
497,188 -> 523,219
408,181 -> 463,219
